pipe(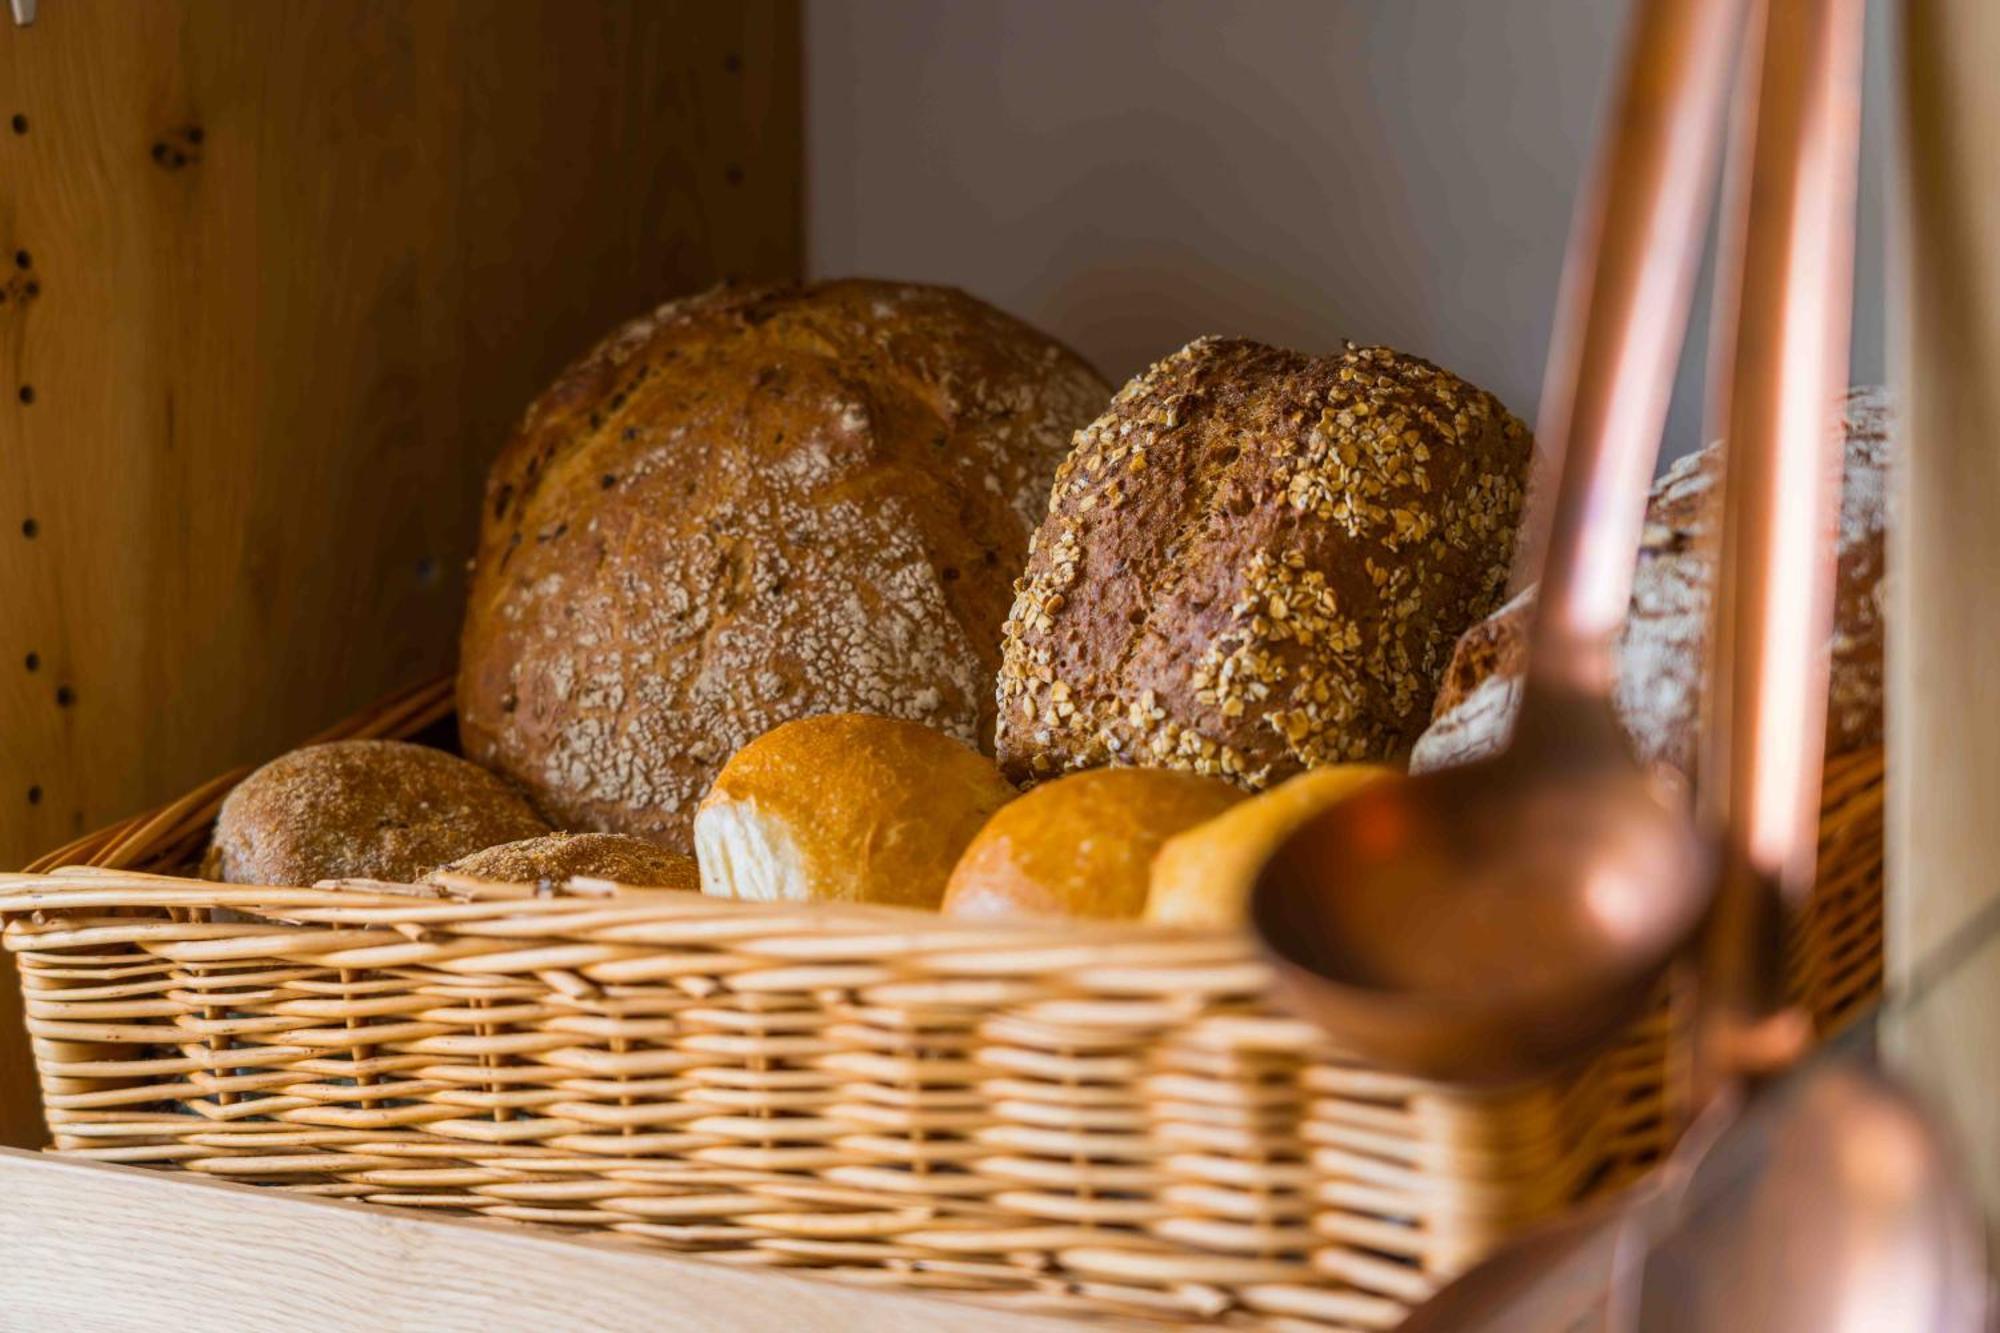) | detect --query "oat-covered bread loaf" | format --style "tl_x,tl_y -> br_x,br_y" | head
695,713 -> 1017,910
1414,386 -> 1889,774
212,740 -> 551,886
430,832 -> 698,891
459,280 -> 1108,849
995,337 -> 1532,787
